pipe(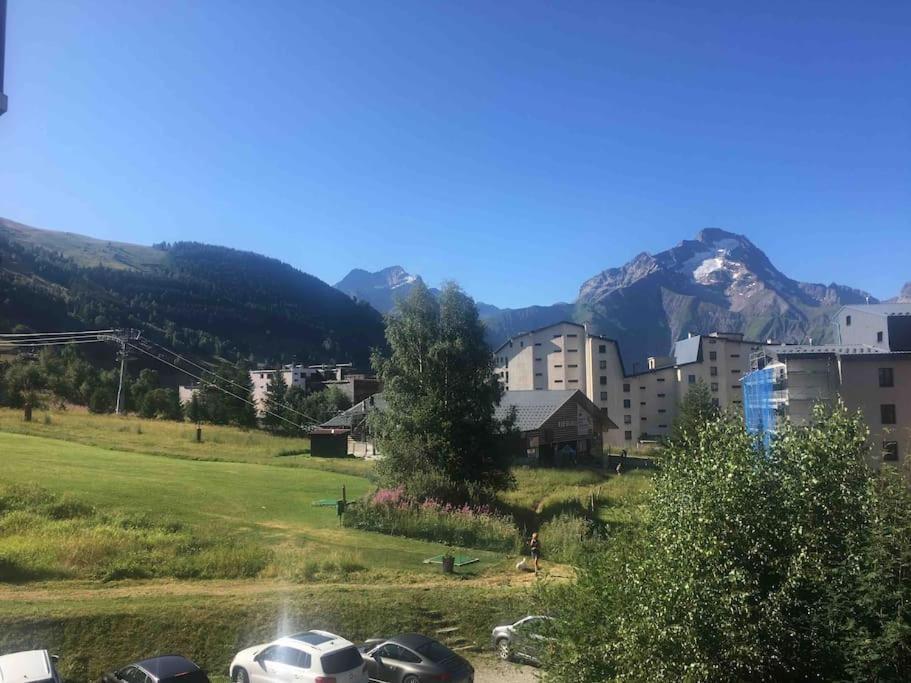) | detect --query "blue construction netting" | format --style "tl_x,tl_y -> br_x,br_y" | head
742,366 -> 777,448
